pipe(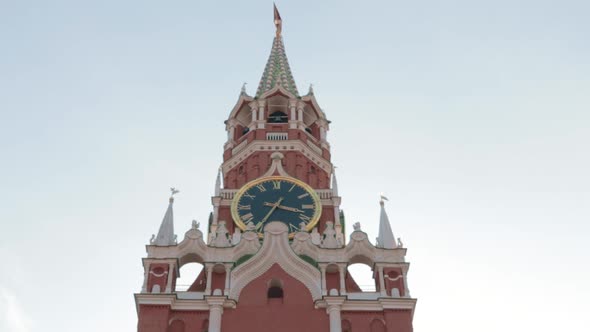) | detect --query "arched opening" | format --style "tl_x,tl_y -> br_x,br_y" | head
267,279 -> 284,299
370,319 -> 386,332
167,319 -> 185,332
342,319 -> 352,332
347,263 -> 376,292
176,262 -> 204,292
